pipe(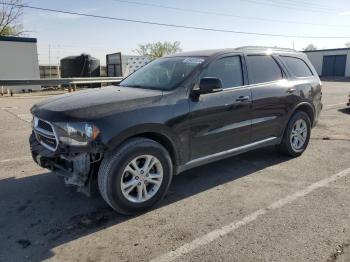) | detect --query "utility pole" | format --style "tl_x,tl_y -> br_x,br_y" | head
49,44 -> 51,79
